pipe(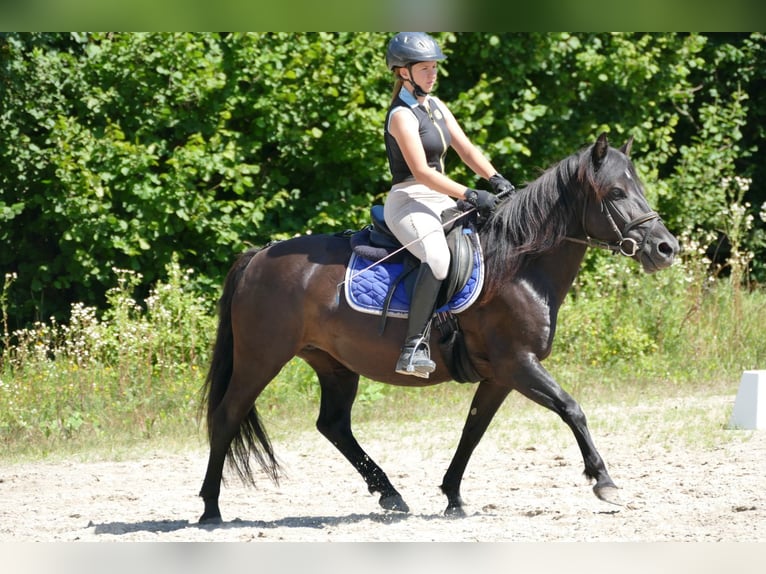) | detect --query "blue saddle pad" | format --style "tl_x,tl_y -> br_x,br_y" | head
343,241 -> 484,318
